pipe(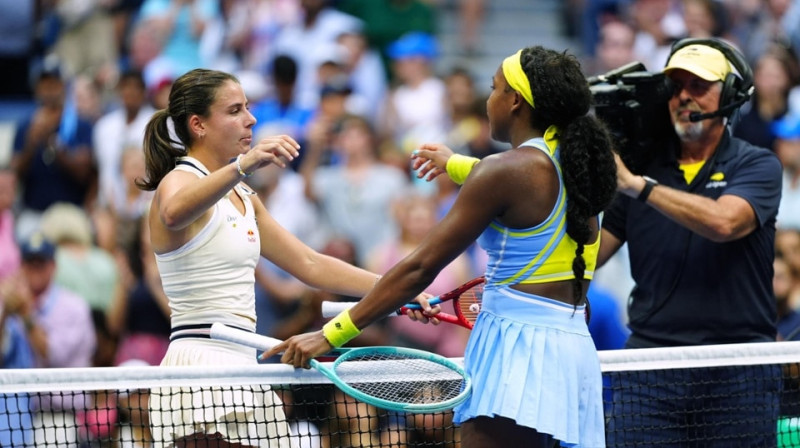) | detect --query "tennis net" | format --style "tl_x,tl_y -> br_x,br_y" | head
0,341 -> 798,447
